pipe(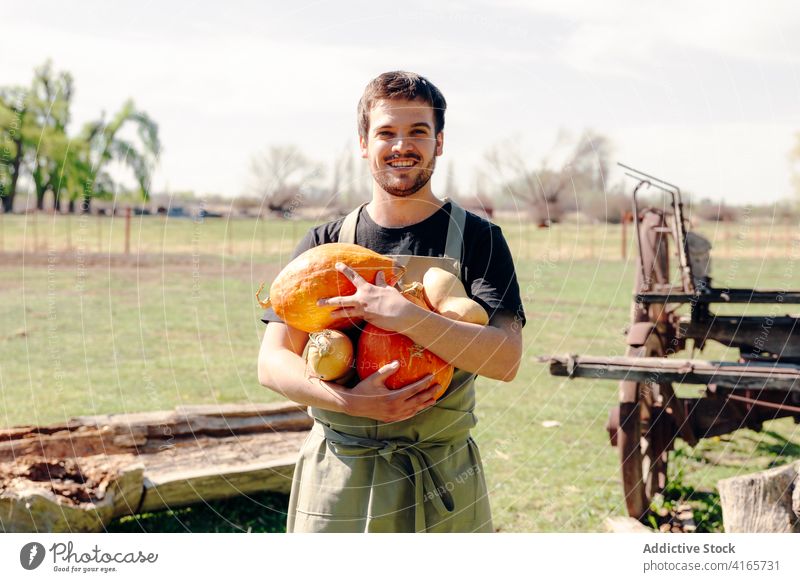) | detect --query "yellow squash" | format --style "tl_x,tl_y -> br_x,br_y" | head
422,267 -> 490,326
